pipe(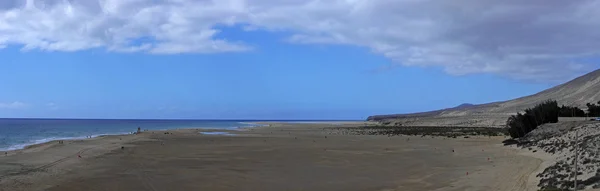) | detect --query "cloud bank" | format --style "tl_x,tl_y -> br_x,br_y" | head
2,0 -> 600,81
